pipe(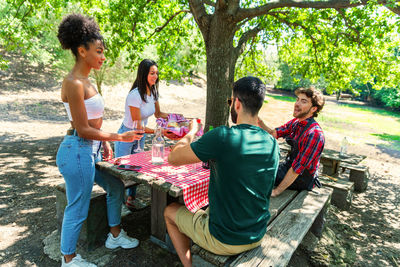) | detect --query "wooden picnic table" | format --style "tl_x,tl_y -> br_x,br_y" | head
279,143 -> 366,176
95,150 -> 209,246
279,142 -> 369,210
